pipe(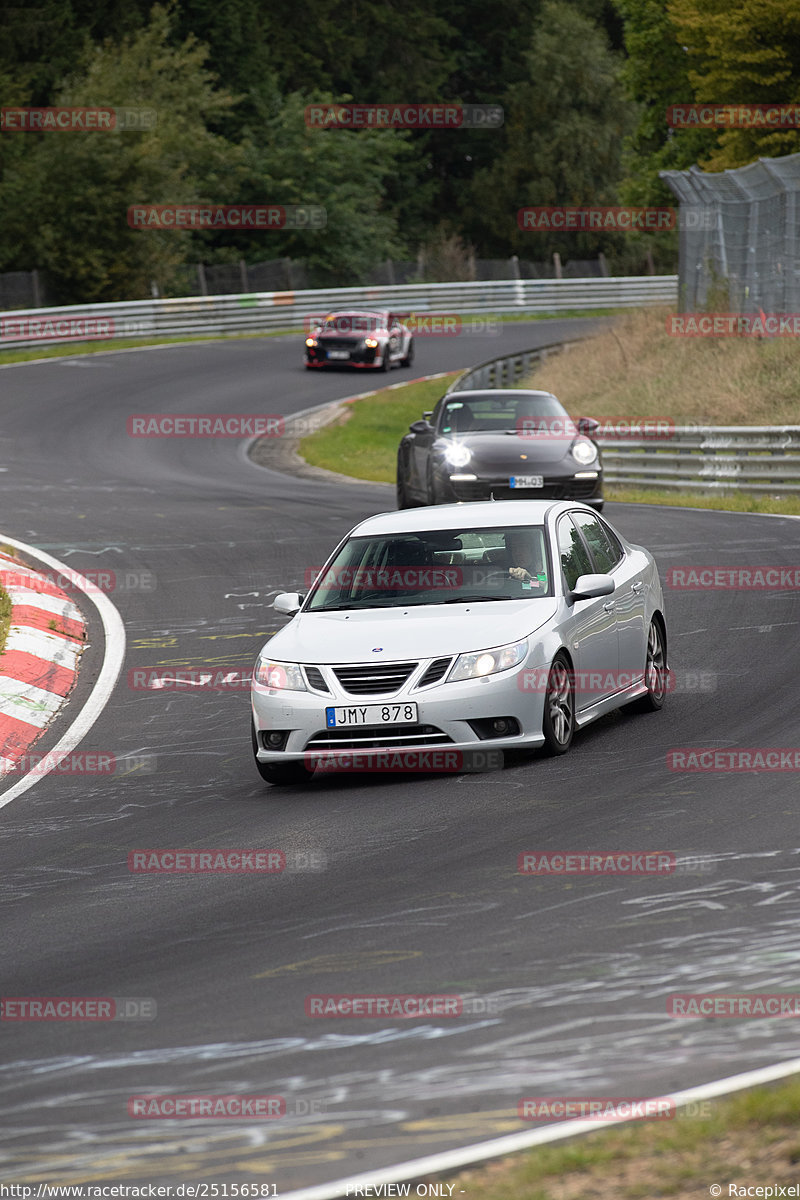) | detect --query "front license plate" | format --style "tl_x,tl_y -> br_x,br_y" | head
325,702 -> 418,728
510,475 -> 544,488
327,350 -> 350,360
